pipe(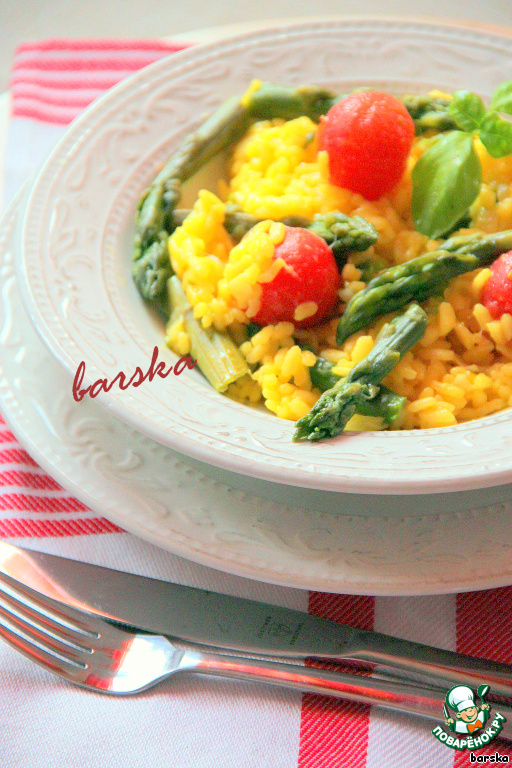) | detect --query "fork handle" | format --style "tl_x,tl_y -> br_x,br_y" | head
345,628 -> 512,699
183,650 -> 512,742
